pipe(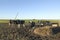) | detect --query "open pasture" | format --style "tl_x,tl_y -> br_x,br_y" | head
0,19 -> 60,40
